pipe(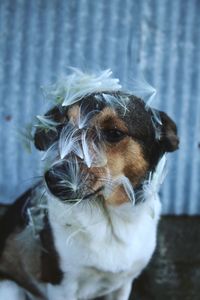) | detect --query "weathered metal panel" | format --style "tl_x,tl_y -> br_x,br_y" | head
0,0 -> 199,214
